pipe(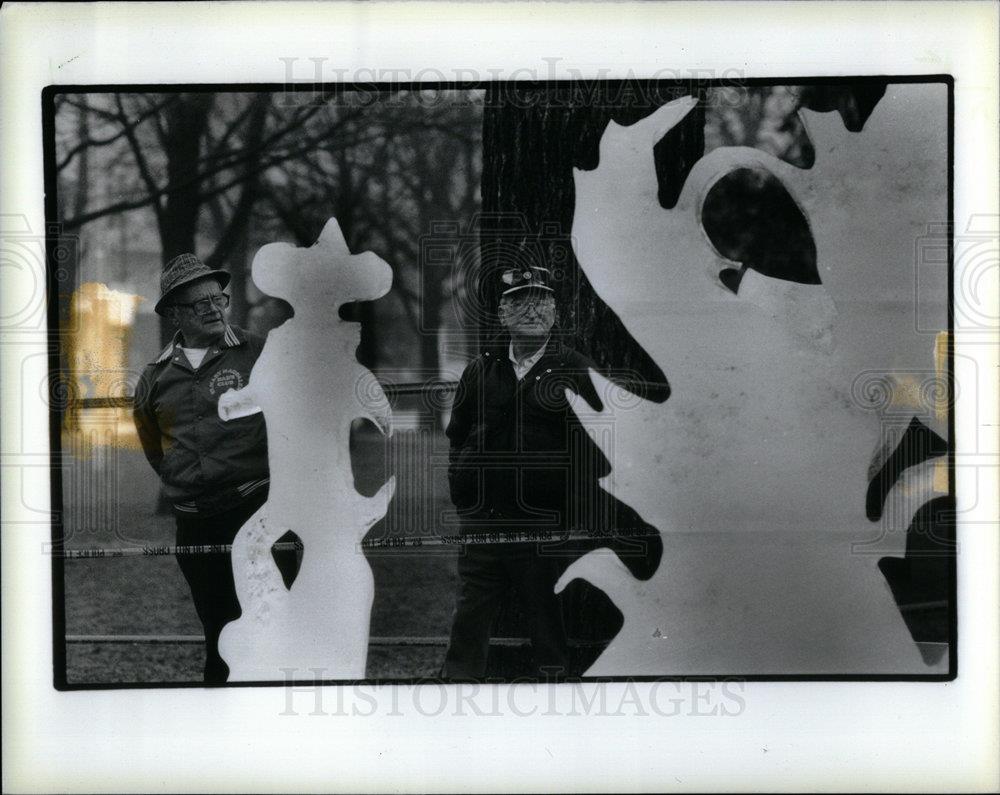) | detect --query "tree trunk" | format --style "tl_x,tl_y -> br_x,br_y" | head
72,103 -> 89,225
479,81 -> 704,675
158,93 -> 214,345
226,224 -> 250,327
332,147 -> 380,368
205,93 -> 271,327
419,257 -> 442,419
413,141 -> 445,424
480,81 -> 702,379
